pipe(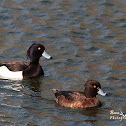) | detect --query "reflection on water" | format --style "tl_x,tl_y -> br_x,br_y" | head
23,78 -> 42,92
0,0 -> 126,125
